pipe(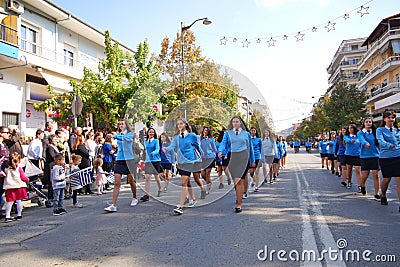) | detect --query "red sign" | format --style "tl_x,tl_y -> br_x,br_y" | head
26,109 -> 31,118
152,105 -> 158,112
